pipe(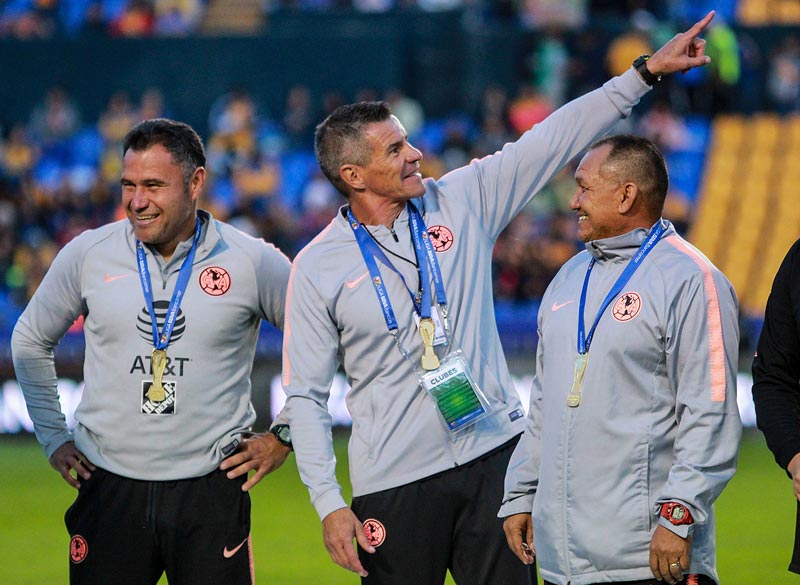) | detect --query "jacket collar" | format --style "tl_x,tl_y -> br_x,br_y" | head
337,199 -> 414,238
584,219 -> 675,262
125,209 -> 219,267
